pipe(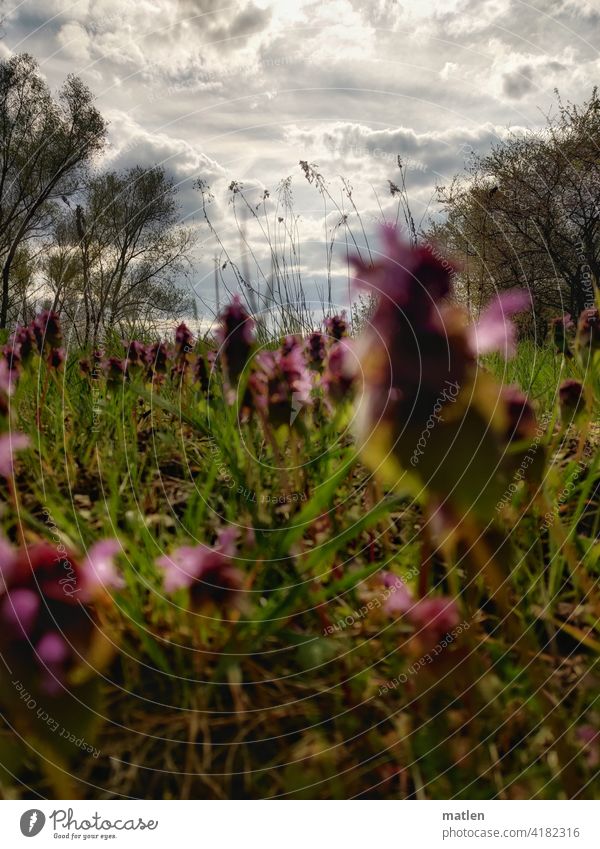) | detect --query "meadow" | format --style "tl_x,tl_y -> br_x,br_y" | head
0,231 -> 599,800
